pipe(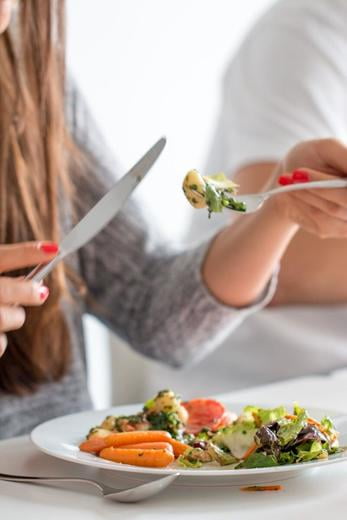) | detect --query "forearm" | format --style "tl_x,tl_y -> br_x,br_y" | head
202,200 -> 298,307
